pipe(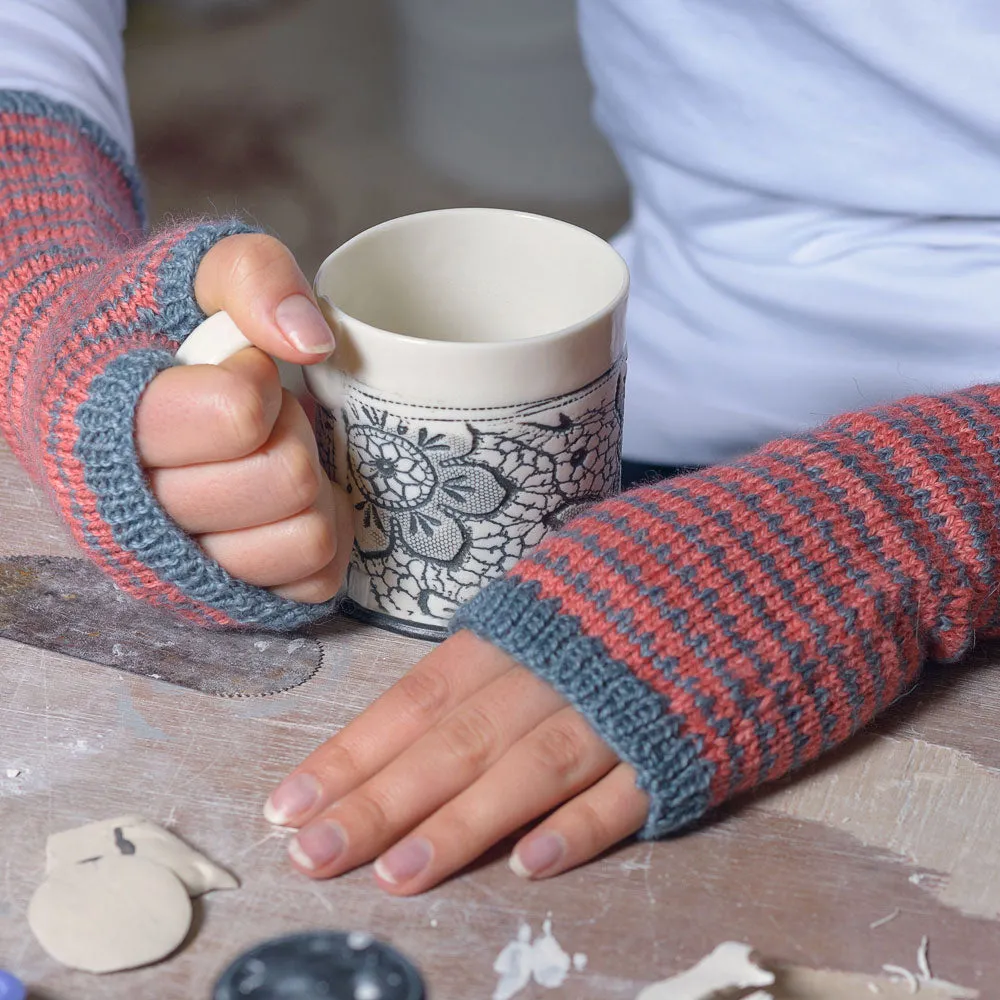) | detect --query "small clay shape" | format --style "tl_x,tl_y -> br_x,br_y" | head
28,856 -> 193,974
46,815 -> 237,895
